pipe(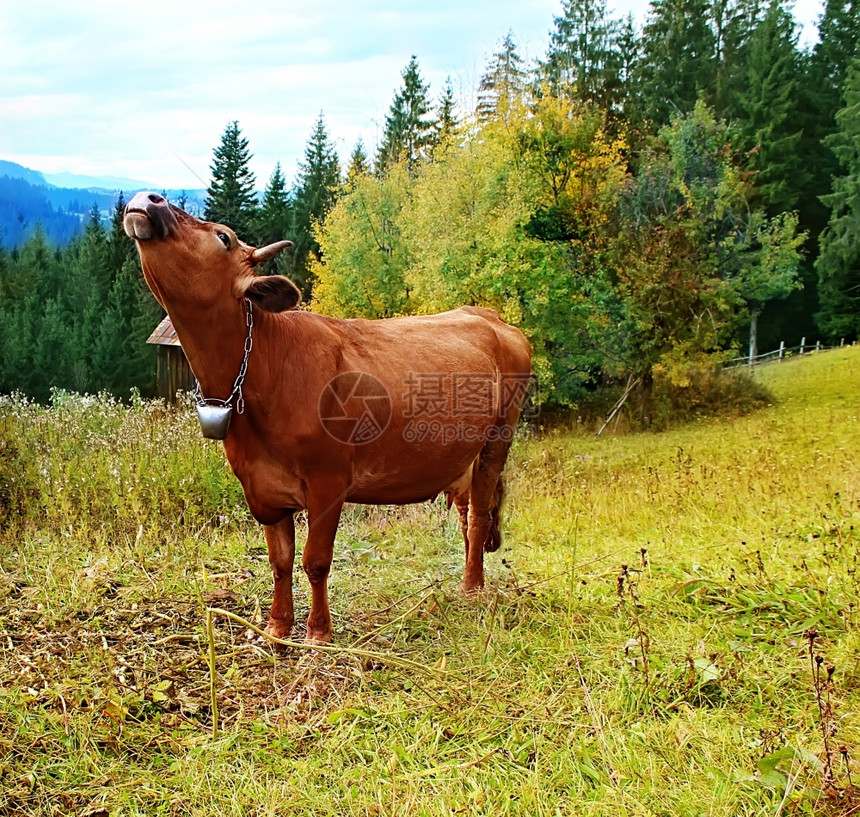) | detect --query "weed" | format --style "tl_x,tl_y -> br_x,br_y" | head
617,561 -> 652,696
806,628 -> 839,791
